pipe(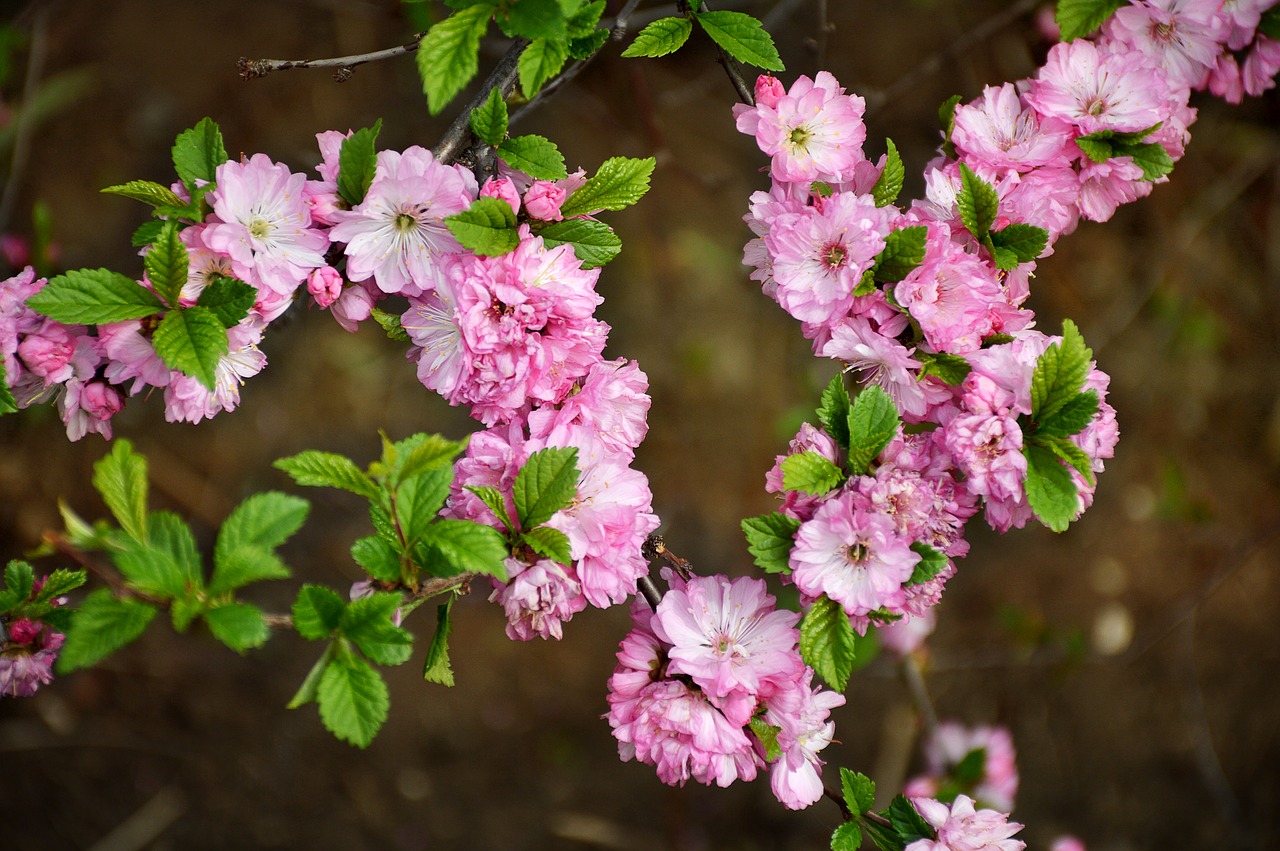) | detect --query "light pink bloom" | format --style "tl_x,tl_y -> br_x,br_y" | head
821,318 -> 945,420
906,722 -> 1020,812
1104,0 -> 1227,90
878,609 -> 937,656
1026,39 -> 1172,135
307,265 -> 343,308
99,321 -> 171,395
523,180 -> 568,221
905,795 -> 1025,851
526,357 -> 651,460
329,280 -> 379,333
480,176 -> 521,216
765,668 -> 846,809
304,129 -> 351,226
952,84 -> 1075,172
163,320 -> 267,424
490,557 -> 588,641
1077,156 -> 1151,222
